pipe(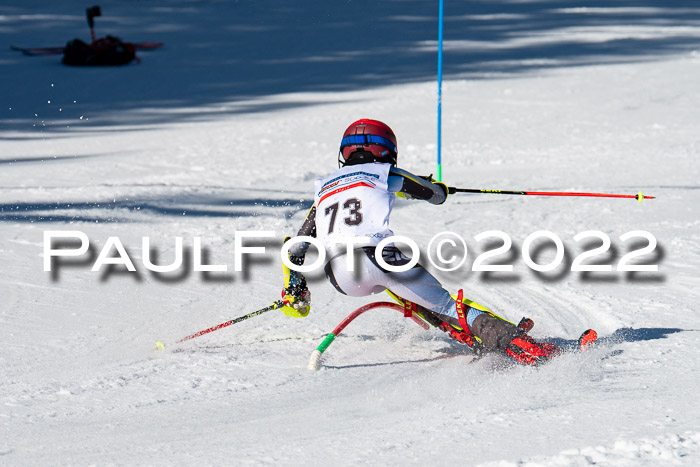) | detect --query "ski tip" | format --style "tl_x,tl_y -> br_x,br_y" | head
578,329 -> 597,351
154,340 -> 165,352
